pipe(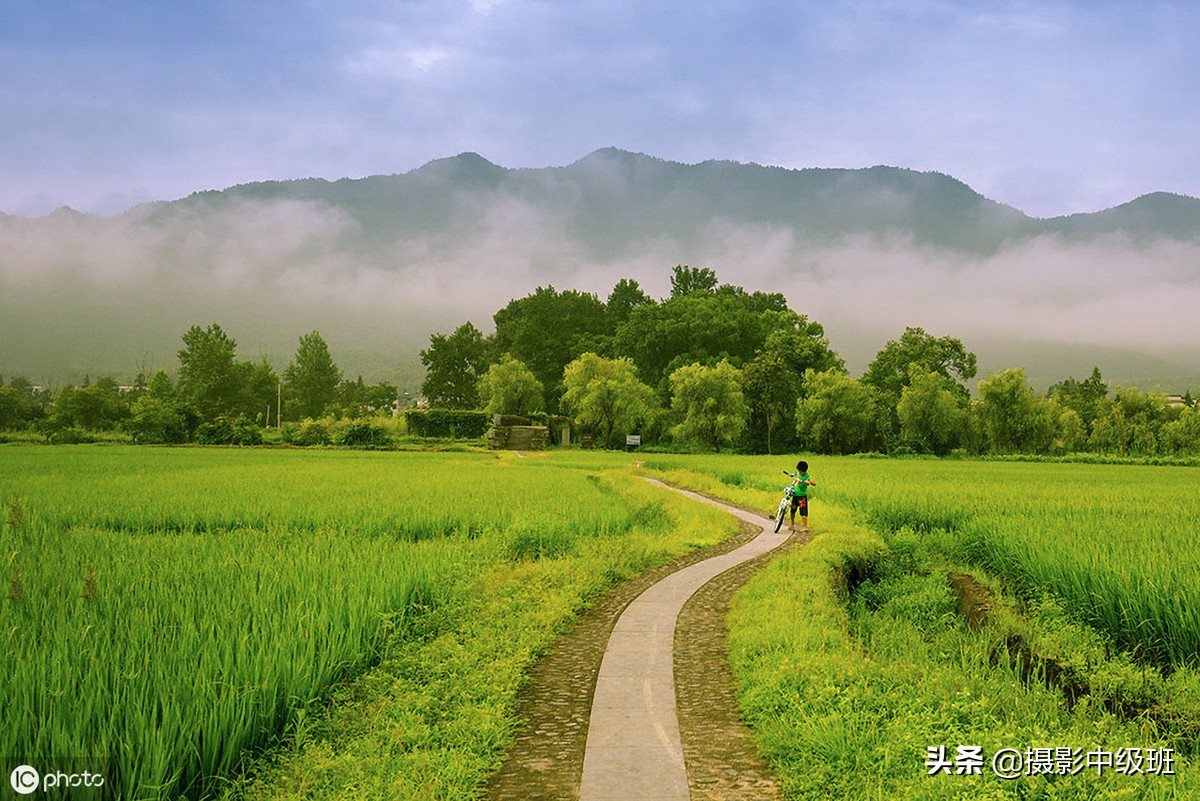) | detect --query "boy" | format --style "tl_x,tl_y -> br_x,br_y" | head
787,460 -> 816,532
